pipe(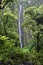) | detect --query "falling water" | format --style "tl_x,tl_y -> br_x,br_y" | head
18,0 -> 31,48
19,2 -> 23,48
